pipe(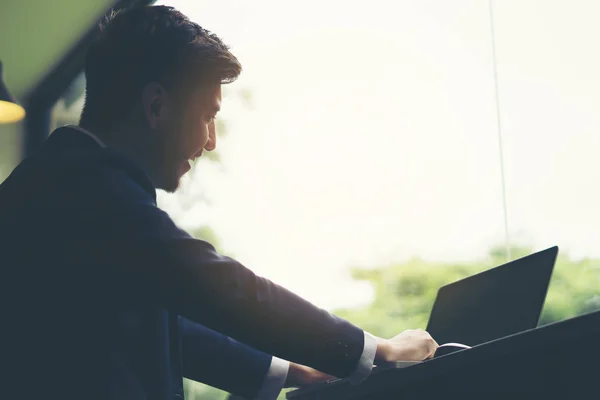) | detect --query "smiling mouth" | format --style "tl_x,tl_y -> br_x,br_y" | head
190,150 -> 203,163
183,152 -> 201,171
187,157 -> 198,167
